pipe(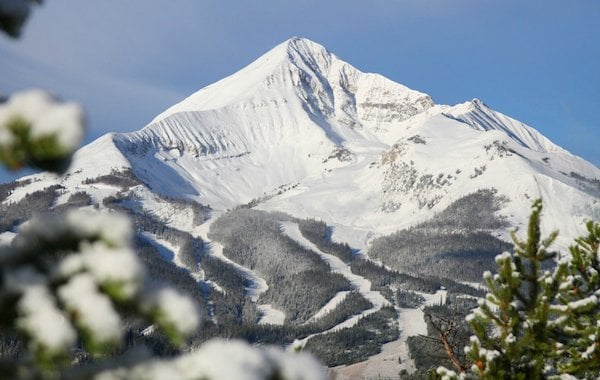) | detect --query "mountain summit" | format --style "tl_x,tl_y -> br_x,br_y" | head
5,37 -> 600,248
151,37 -> 433,126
